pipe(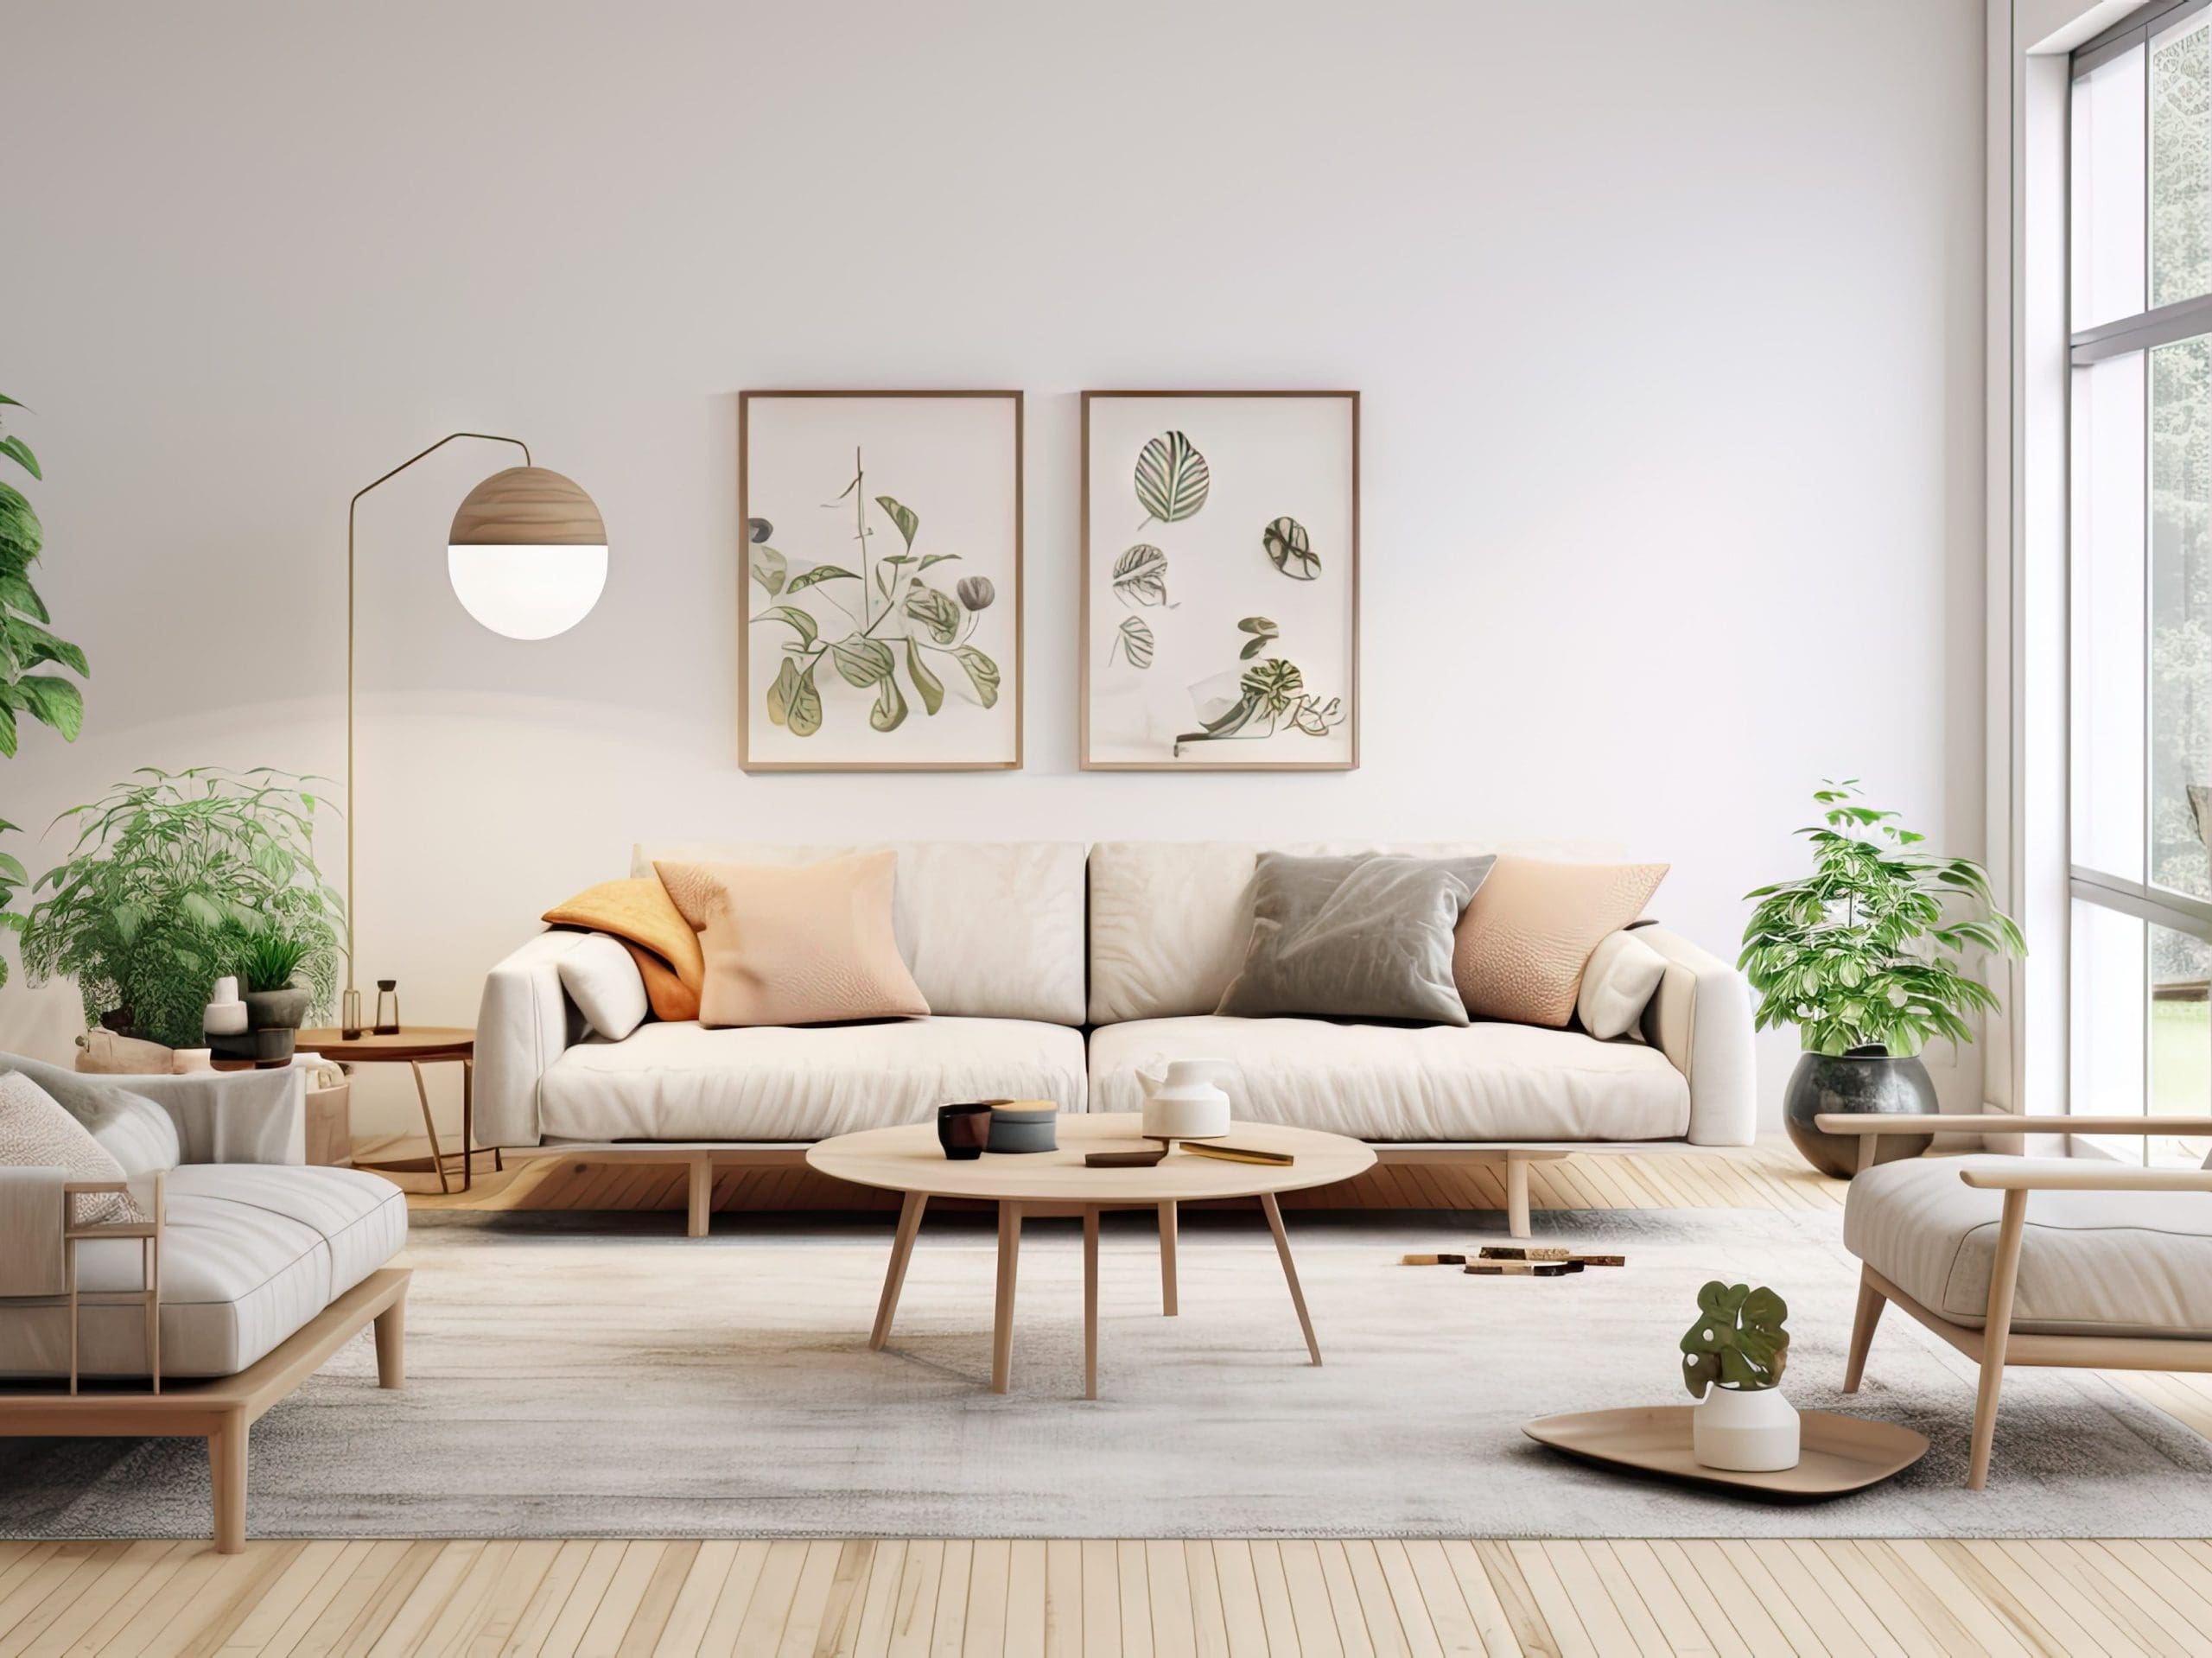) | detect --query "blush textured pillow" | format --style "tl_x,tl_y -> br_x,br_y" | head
0,1070 -> 145,1223
1217,852 -> 1495,1025
1576,929 -> 1671,1041
1453,854 -> 1669,1028
655,851 -> 930,1028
